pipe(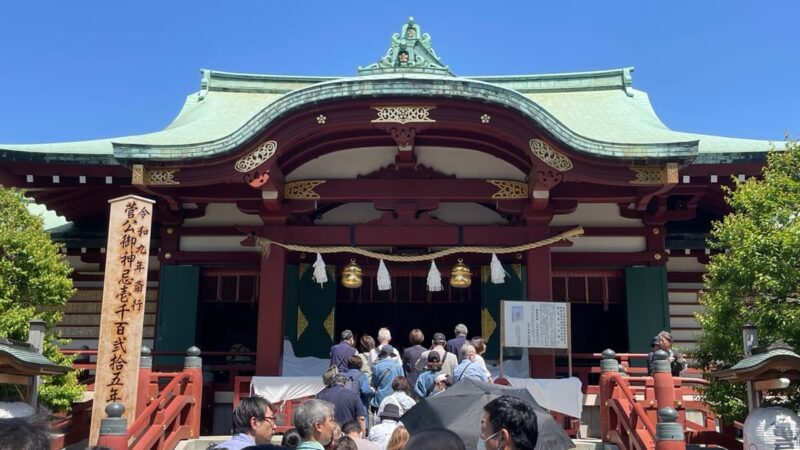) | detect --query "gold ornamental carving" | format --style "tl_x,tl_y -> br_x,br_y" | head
630,163 -> 679,185
324,309 -> 335,341
297,308 -> 309,339
371,106 -> 436,124
235,140 -> 277,173
131,164 -> 179,186
284,180 -> 326,200
481,307 -> 497,343
487,180 -> 528,199
147,169 -> 179,185
529,139 -> 573,172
